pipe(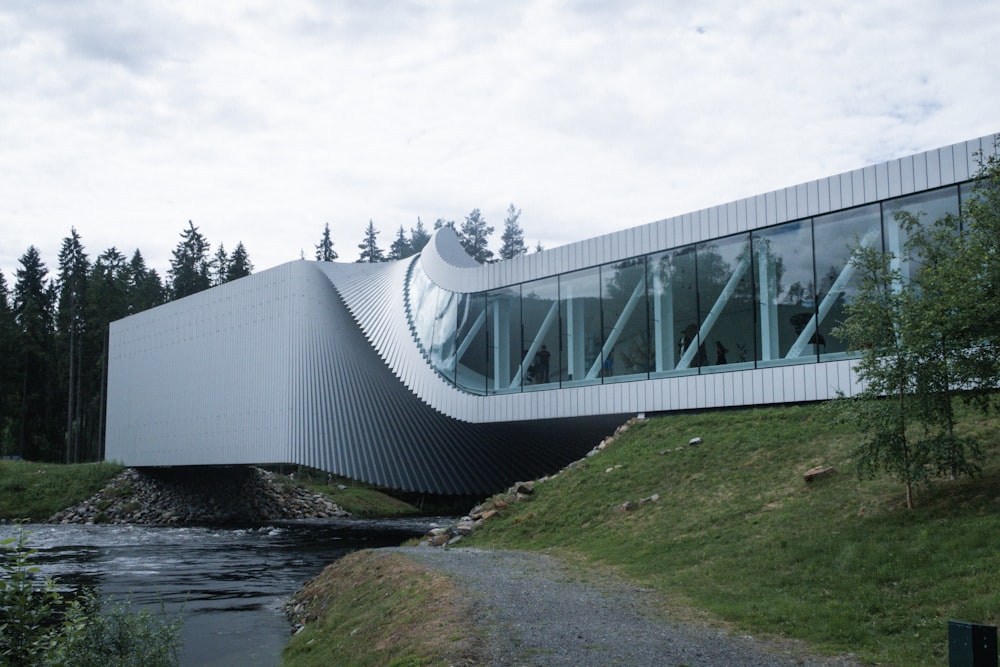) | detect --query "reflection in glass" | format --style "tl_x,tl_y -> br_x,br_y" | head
754,222 -> 815,366
813,205 -> 881,359
559,267 -> 601,386
430,290 -> 458,381
408,260 -> 440,360
520,277 -> 559,390
648,247 -> 698,376
599,258 -> 649,381
455,292 -> 487,393
694,234 -> 754,372
882,186 -> 959,282
486,286 -> 521,394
